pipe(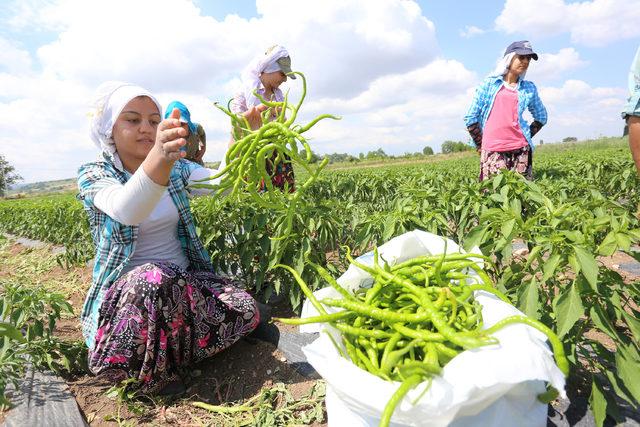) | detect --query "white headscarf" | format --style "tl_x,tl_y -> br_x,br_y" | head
240,45 -> 291,108
489,52 -> 527,81
89,81 -> 162,170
